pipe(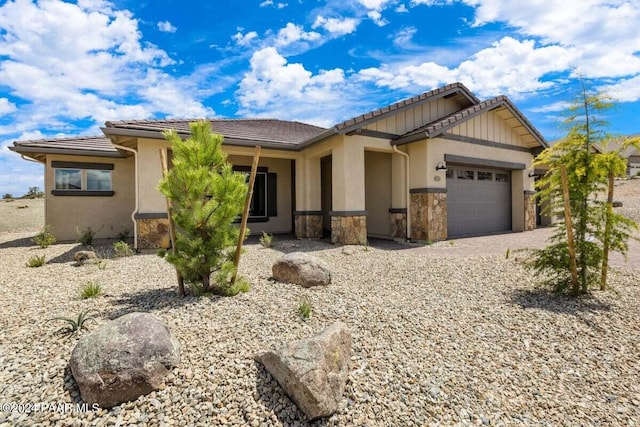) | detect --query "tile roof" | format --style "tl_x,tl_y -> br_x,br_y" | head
10,135 -> 121,156
104,118 -> 327,146
333,82 -> 479,133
